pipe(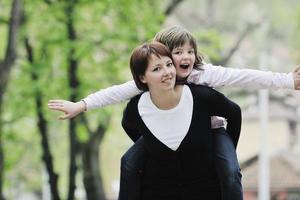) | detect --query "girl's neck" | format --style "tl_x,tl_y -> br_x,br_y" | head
176,76 -> 187,85
148,85 -> 183,110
